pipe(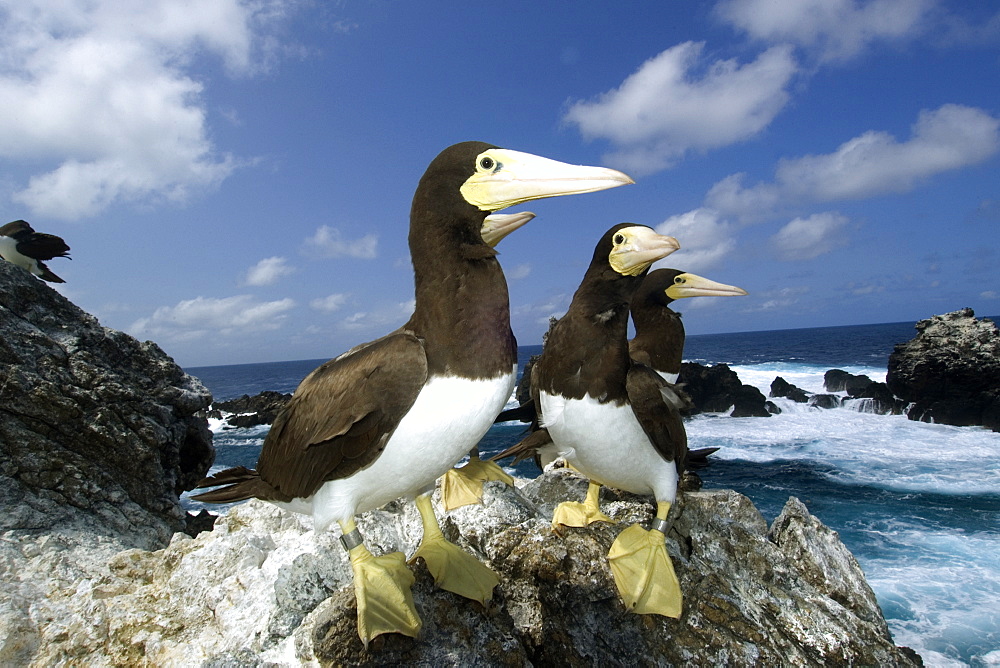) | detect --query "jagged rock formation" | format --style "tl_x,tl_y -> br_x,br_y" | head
208,390 -> 292,428
824,369 -> 874,393
771,376 -> 809,402
0,259 -> 215,664
679,362 -> 772,417
887,308 -> 1000,431
0,260 -> 214,542
0,471 -> 920,666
